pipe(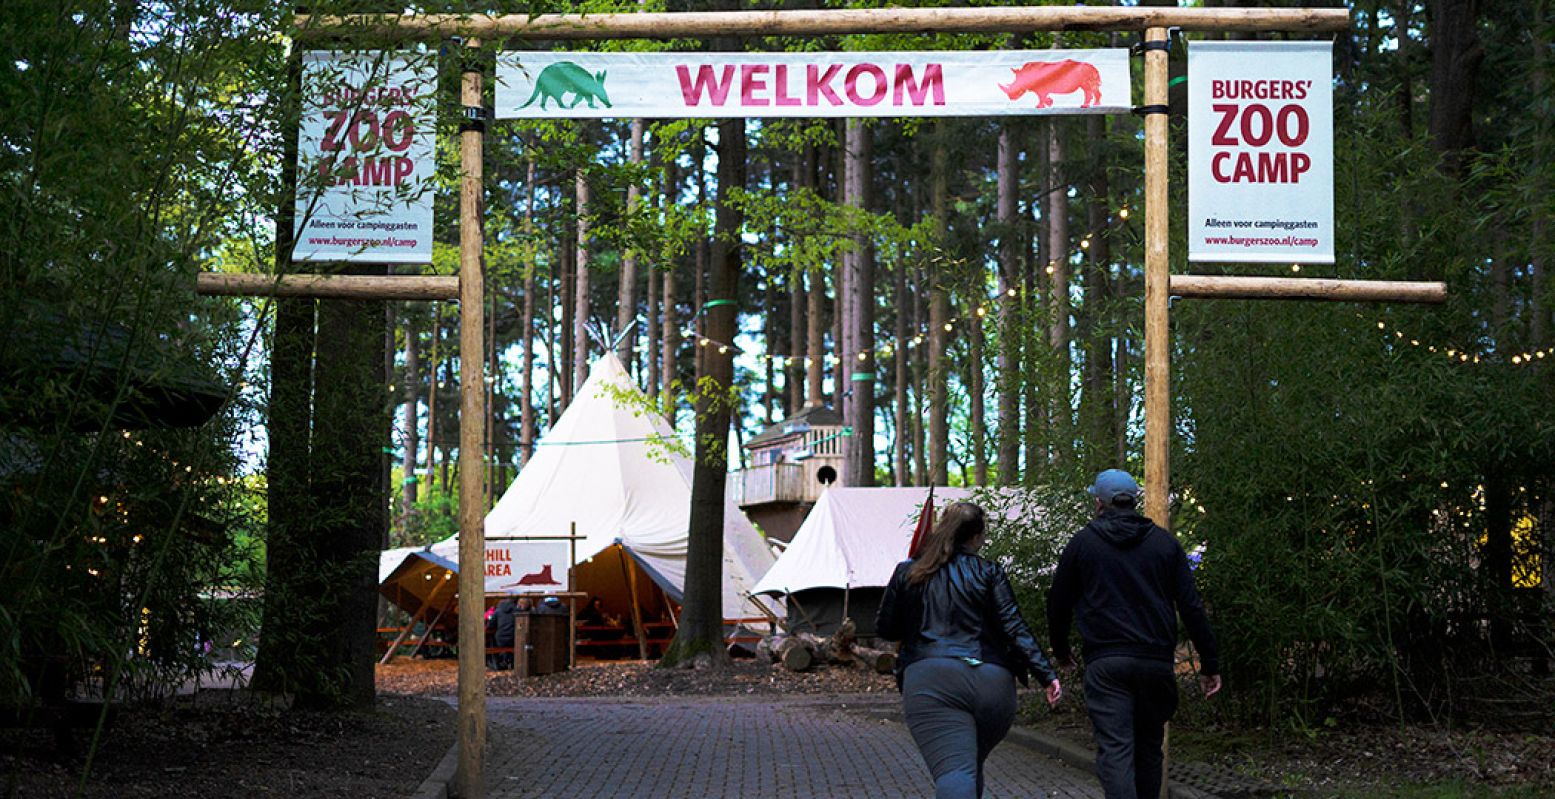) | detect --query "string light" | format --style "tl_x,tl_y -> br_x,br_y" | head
1375,319 -> 1553,367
